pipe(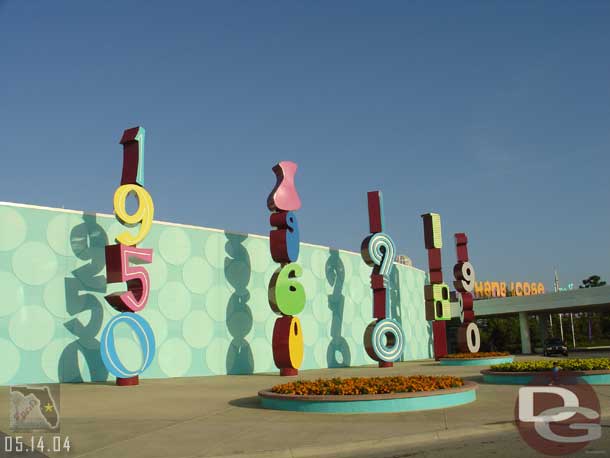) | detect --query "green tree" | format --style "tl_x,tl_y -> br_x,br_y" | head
579,275 -> 607,288
578,275 -> 605,343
